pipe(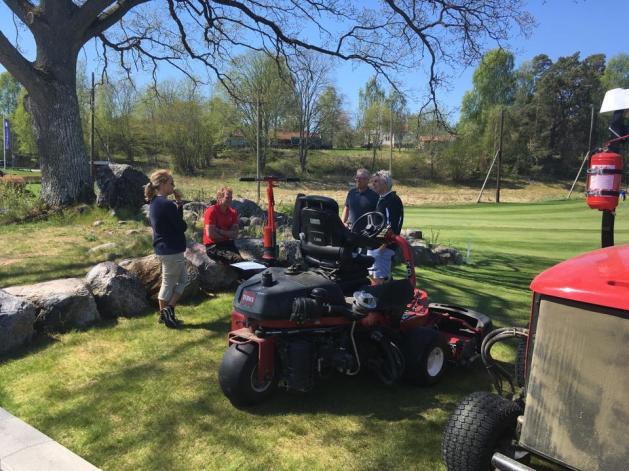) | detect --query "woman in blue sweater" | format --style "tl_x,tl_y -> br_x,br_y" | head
144,169 -> 188,328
